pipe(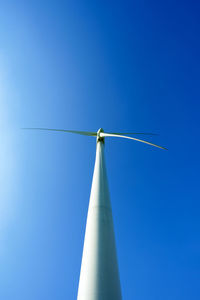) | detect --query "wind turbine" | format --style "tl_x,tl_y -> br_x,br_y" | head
22,127 -> 167,300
